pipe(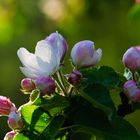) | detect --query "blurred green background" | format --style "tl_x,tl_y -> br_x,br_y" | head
1,0 -> 140,138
